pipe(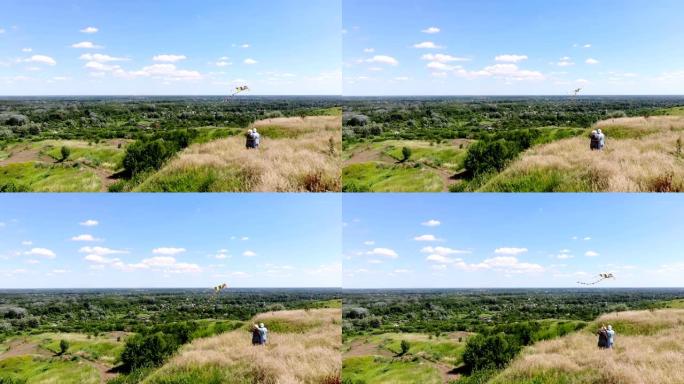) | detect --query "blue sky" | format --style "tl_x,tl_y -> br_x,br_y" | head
0,194 -> 341,288
343,194 -> 684,288
343,0 -> 684,95
0,0 -> 341,95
